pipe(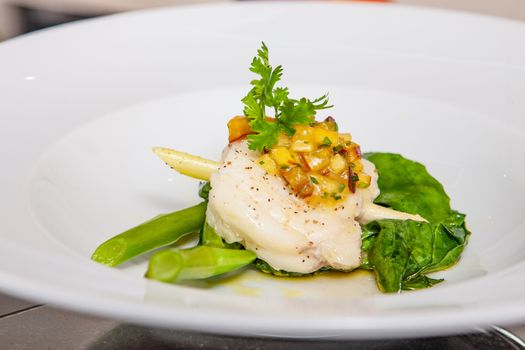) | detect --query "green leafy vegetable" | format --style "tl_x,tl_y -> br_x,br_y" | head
198,182 -> 211,200
242,42 -> 332,151
366,153 -> 452,222
362,153 -> 470,293
254,259 -> 331,277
